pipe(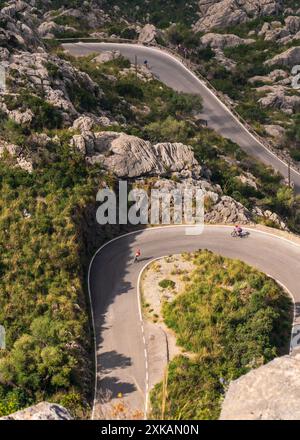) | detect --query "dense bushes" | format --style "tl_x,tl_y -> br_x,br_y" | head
150,250 -> 292,419
63,53 -> 203,127
0,145 -> 101,417
102,0 -> 199,28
